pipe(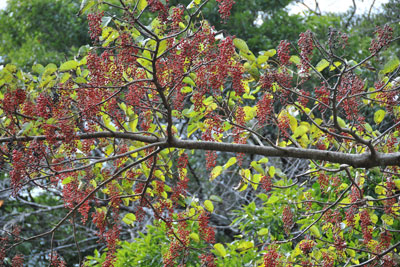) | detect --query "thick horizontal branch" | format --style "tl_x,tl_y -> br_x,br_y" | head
170,139 -> 400,169
0,132 -> 160,144
2,133 -> 399,168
